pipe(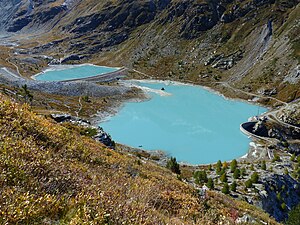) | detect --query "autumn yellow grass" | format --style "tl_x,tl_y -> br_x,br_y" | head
0,94 -> 280,224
